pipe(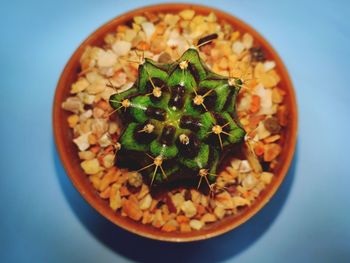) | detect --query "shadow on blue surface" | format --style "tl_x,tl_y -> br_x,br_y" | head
53,139 -> 298,263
